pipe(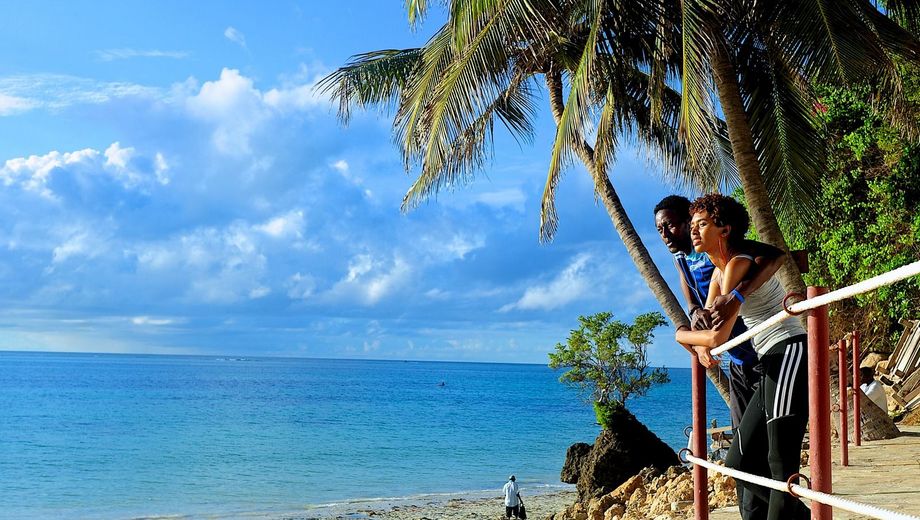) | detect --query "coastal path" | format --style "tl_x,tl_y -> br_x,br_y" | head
709,425 -> 920,519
